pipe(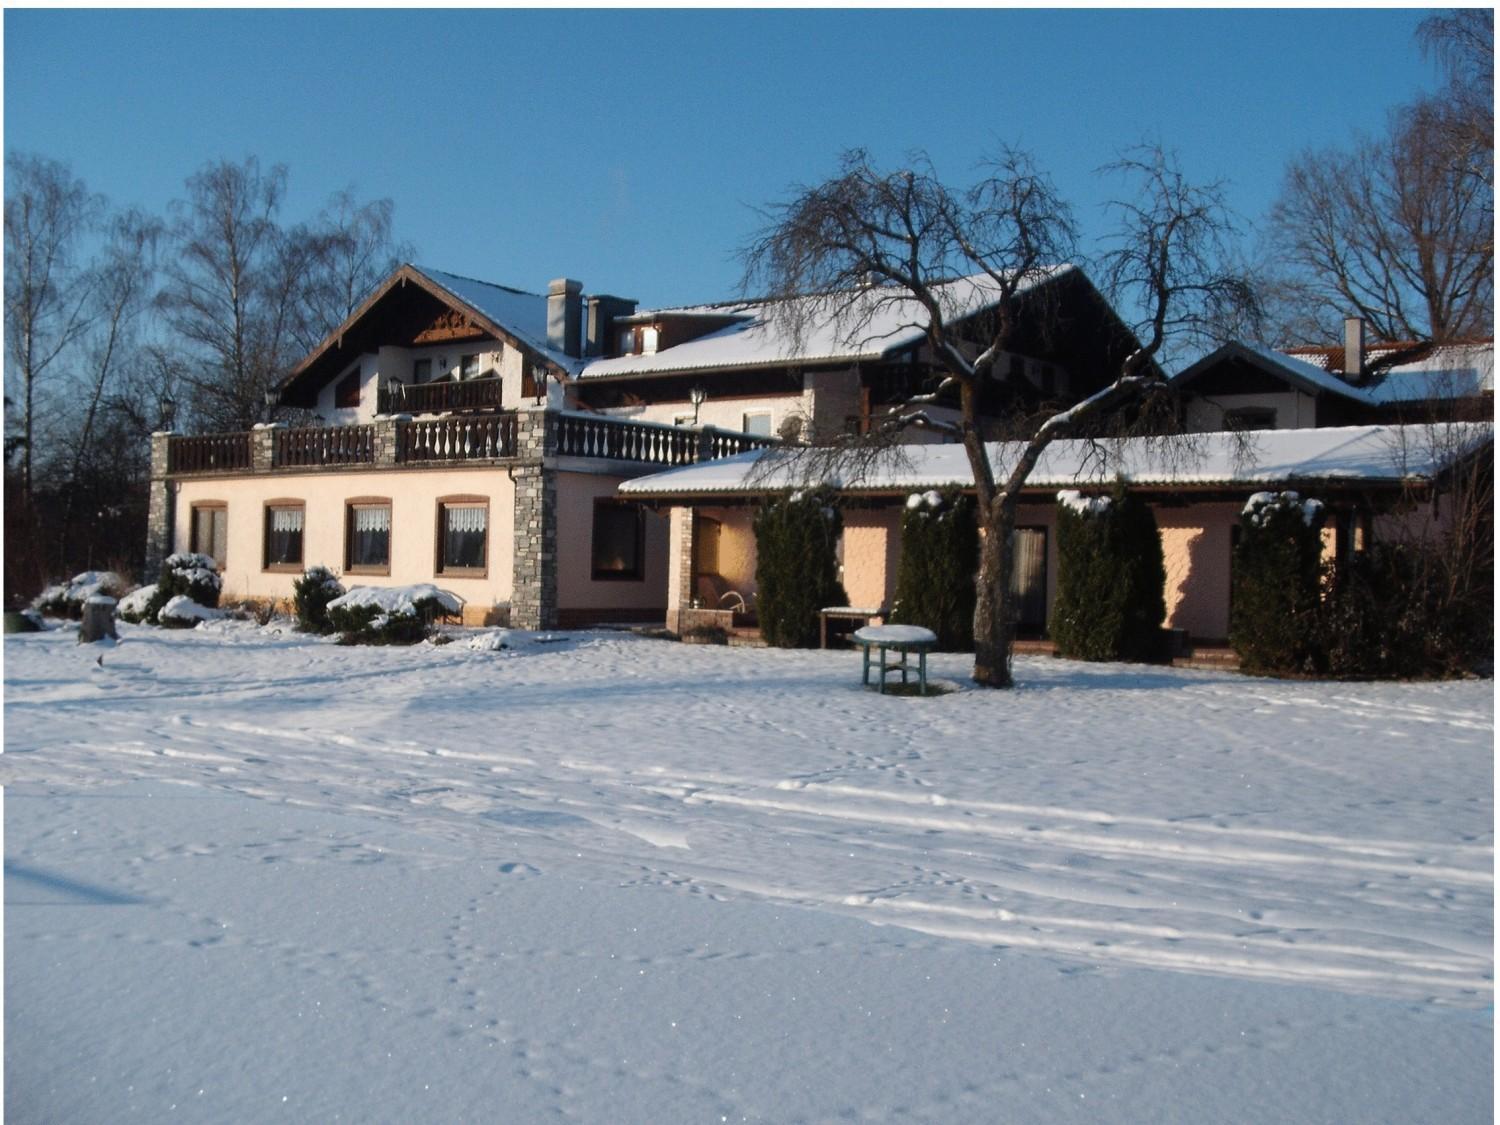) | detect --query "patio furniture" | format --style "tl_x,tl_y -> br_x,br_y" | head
853,624 -> 937,695
819,605 -> 884,649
